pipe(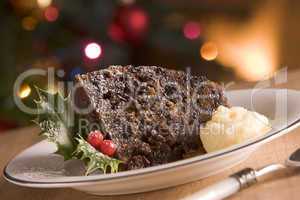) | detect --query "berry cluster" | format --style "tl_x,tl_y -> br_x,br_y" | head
87,130 -> 116,157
